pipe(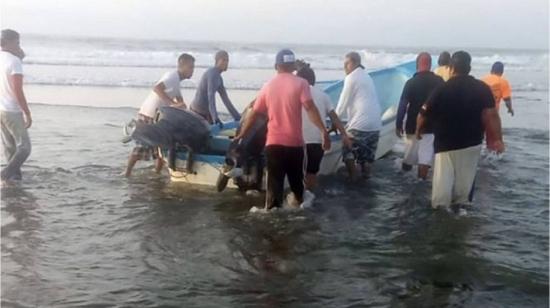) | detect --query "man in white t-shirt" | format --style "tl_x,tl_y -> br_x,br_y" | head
296,65 -> 351,190
1,29 -> 31,182
124,53 -> 195,177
